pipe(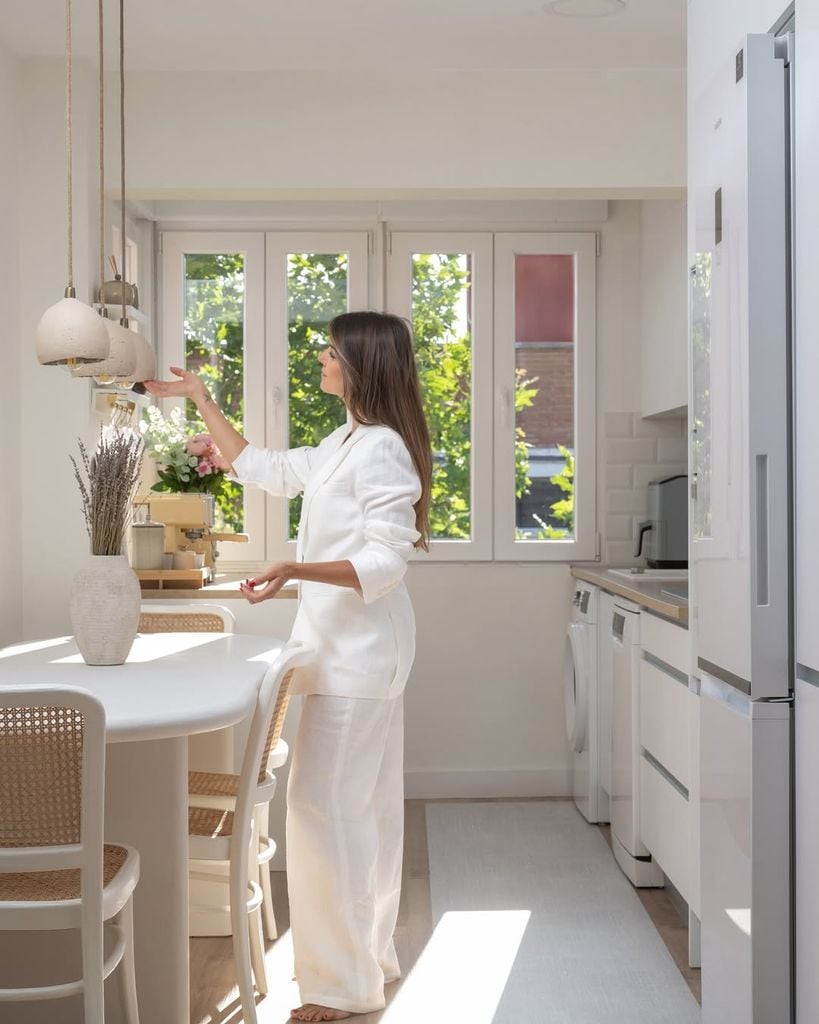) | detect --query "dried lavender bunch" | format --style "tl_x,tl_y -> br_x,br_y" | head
70,430 -> 145,556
